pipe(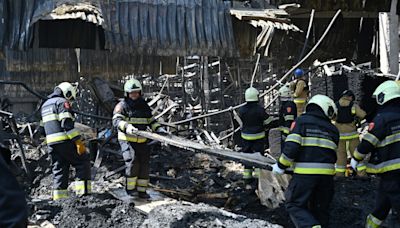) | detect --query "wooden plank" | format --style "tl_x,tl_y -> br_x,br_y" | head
132,130 -> 276,169
108,188 -> 178,215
